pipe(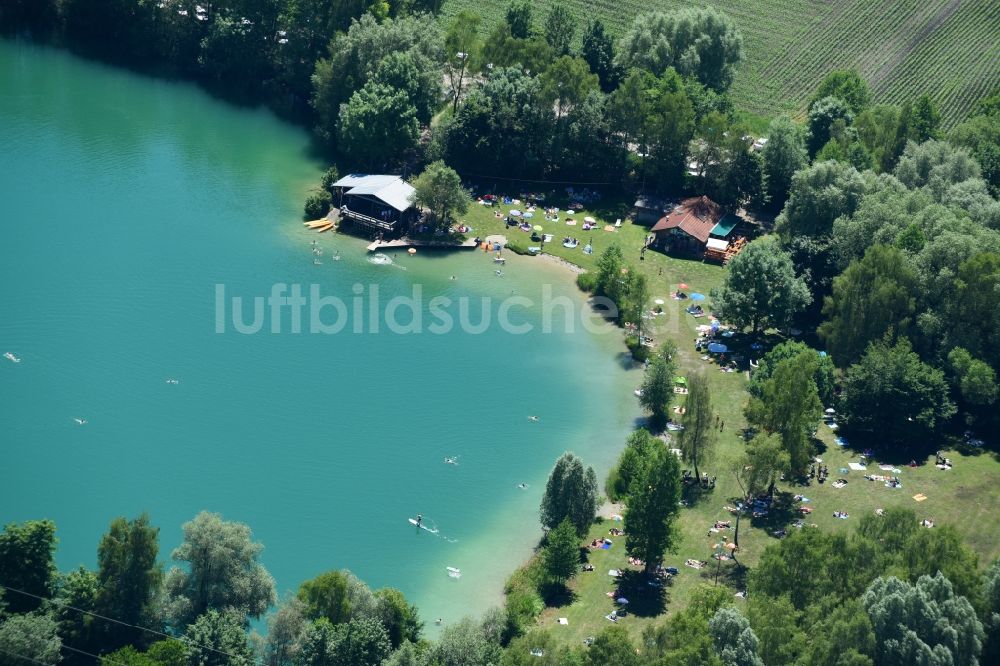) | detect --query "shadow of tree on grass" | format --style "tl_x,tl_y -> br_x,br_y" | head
612,570 -> 669,618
